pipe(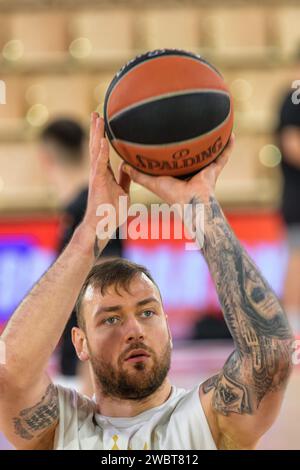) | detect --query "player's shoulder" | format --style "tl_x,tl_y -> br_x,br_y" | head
56,384 -> 97,423
167,383 -> 201,413
54,384 -> 98,449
